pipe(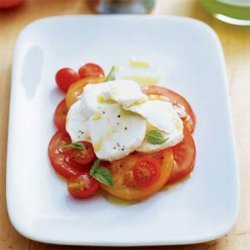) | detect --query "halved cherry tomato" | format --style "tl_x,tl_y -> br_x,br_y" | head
67,173 -> 100,199
101,149 -> 173,201
66,77 -> 105,108
54,99 -> 68,131
166,131 -> 196,185
133,157 -> 160,188
72,141 -> 96,166
78,63 -> 105,79
55,68 -> 79,92
142,86 -> 196,133
48,131 -> 84,179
